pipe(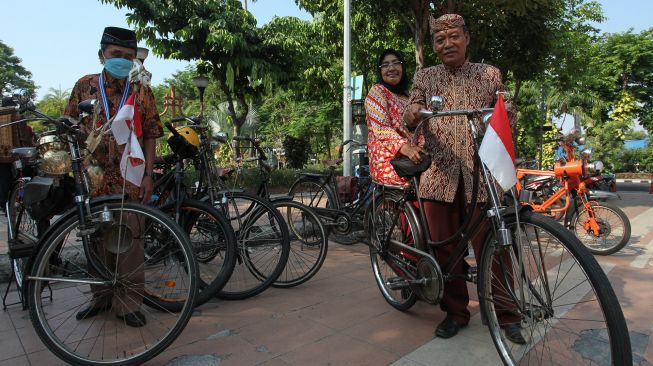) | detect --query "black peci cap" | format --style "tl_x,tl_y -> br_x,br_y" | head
101,26 -> 137,51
